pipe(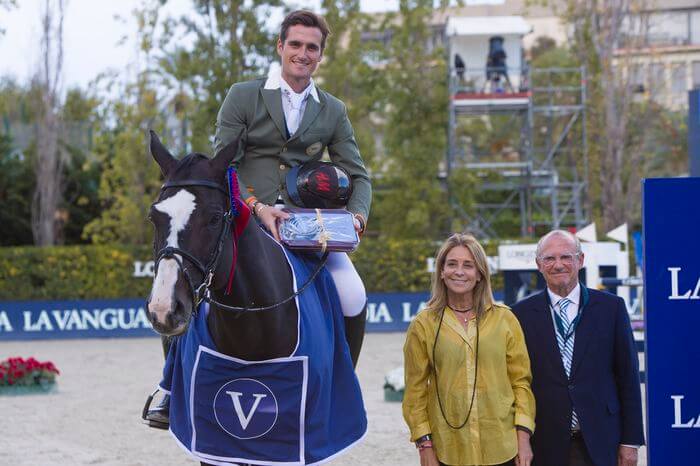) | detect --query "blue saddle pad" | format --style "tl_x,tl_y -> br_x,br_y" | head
160,248 -> 367,465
